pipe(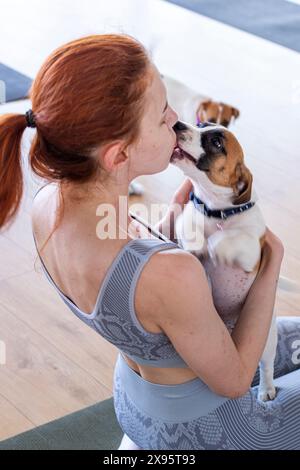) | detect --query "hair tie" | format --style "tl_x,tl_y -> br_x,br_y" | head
25,109 -> 36,128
